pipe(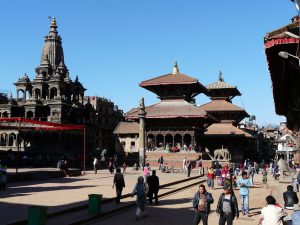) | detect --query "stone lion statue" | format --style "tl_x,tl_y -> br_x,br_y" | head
214,148 -> 231,160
